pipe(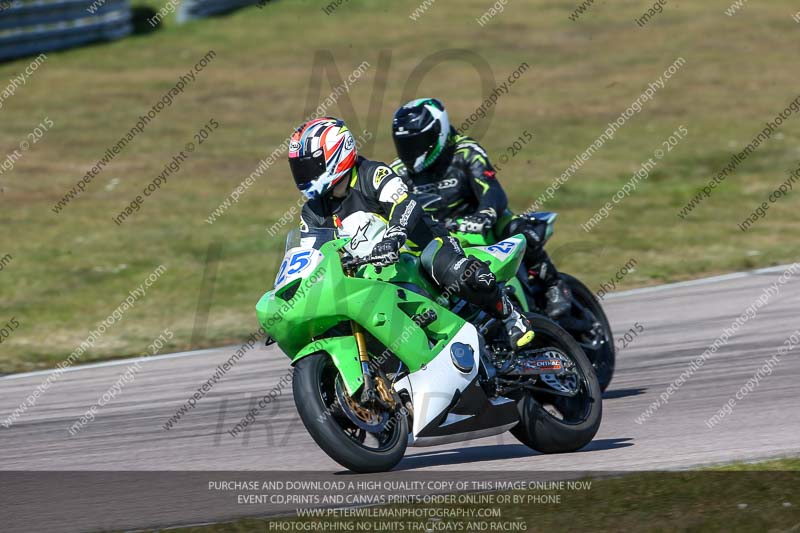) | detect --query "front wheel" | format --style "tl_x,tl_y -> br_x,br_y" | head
510,316 -> 602,454
292,353 -> 408,473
